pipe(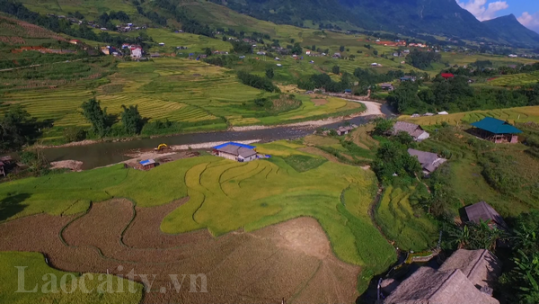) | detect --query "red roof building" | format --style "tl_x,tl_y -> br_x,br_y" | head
441,73 -> 455,79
